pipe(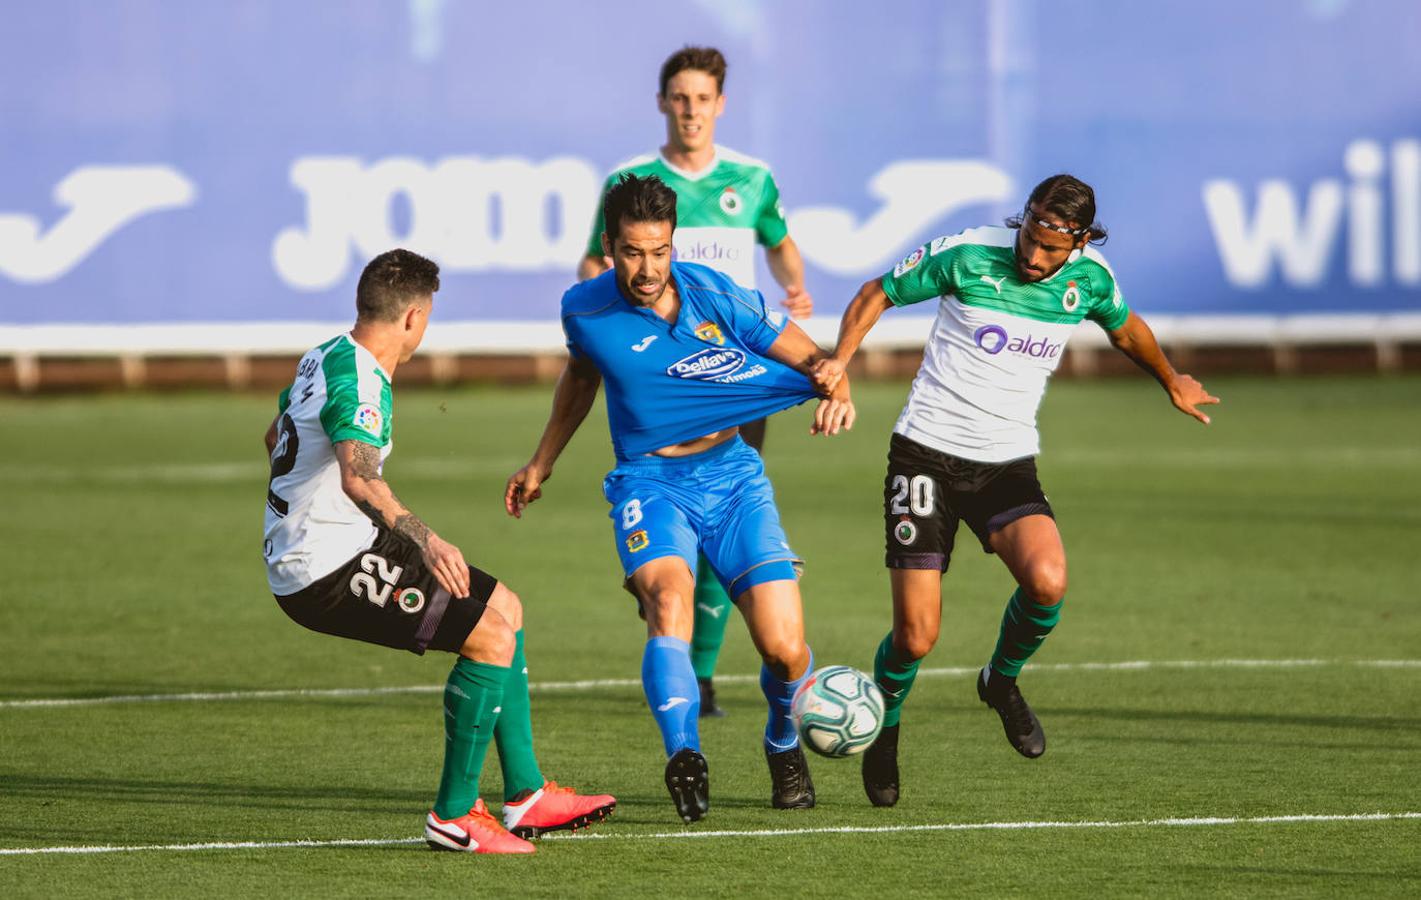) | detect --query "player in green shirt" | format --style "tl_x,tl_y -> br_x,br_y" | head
264,249 -> 615,851
578,46 -> 814,717
810,175 -> 1218,806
